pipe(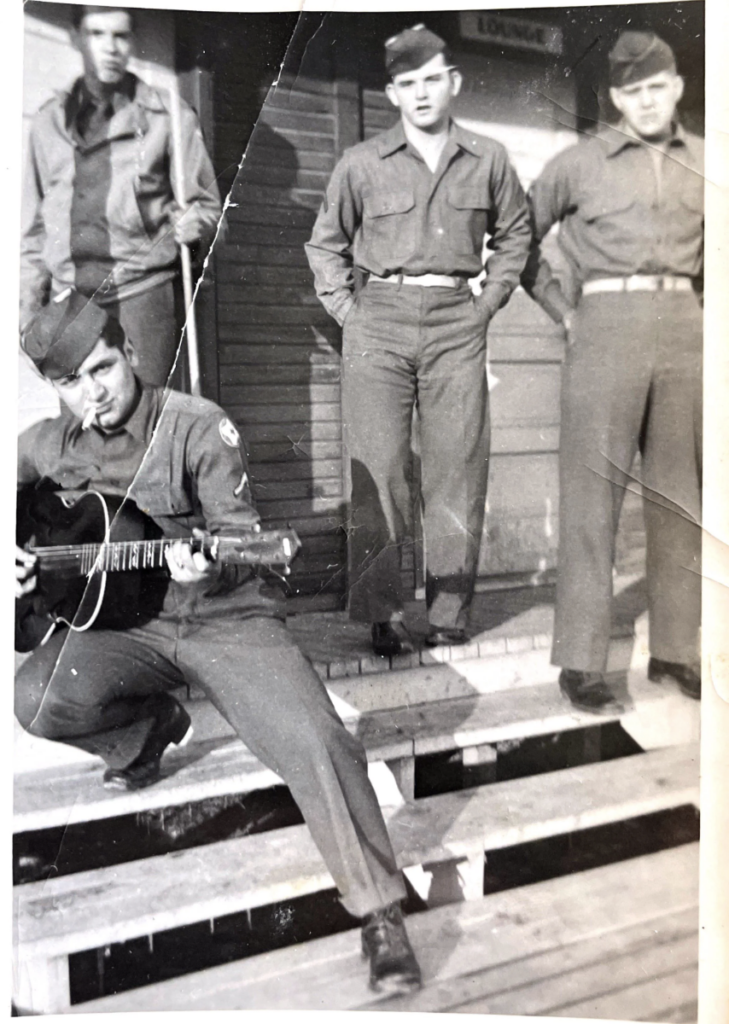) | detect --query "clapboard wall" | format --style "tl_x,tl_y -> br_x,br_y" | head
212,74 -> 347,610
